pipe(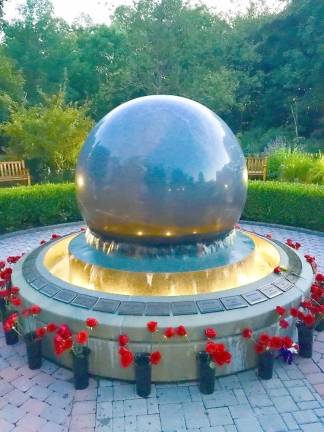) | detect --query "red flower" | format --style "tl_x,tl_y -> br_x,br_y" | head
35,327 -> 47,338
255,342 -> 266,354
279,319 -> 289,329
176,325 -> 187,337
118,346 -> 129,355
11,286 -> 20,294
51,234 -> 61,240
266,233 -> 272,239
76,330 -> 89,344
86,317 -> 99,328
3,320 -> 13,333
259,333 -> 270,346
275,306 -> 286,316
57,324 -> 72,339
212,349 -> 232,366
274,266 -> 282,274
297,310 -> 305,321
120,350 -> 134,368
7,255 -> 21,264
303,313 -> 315,327
315,273 -> 324,283
10,296 -> 22,307
294,242 -> 301,250
30,305 -> 41,315
241,327 -> 253,339
301,300 -> 313,310
150,351 -> 162,365
0,290 -> 10,298
147,321 -> 158,333
164,327 -> 175,338
304,255 -> 315,264
282,336 -> 293,348
205,341 -> 217,354
290,307 -> 299,318
205,327 -> 217,339
40,240 -> 46,245
0,260 -> 5,270
63,338 -> 73,350
286,239 -> 294,247
118,334 -> 129,346
47,323 -> 58,333
270,336 -> 283,350
21,308 -> 32,317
